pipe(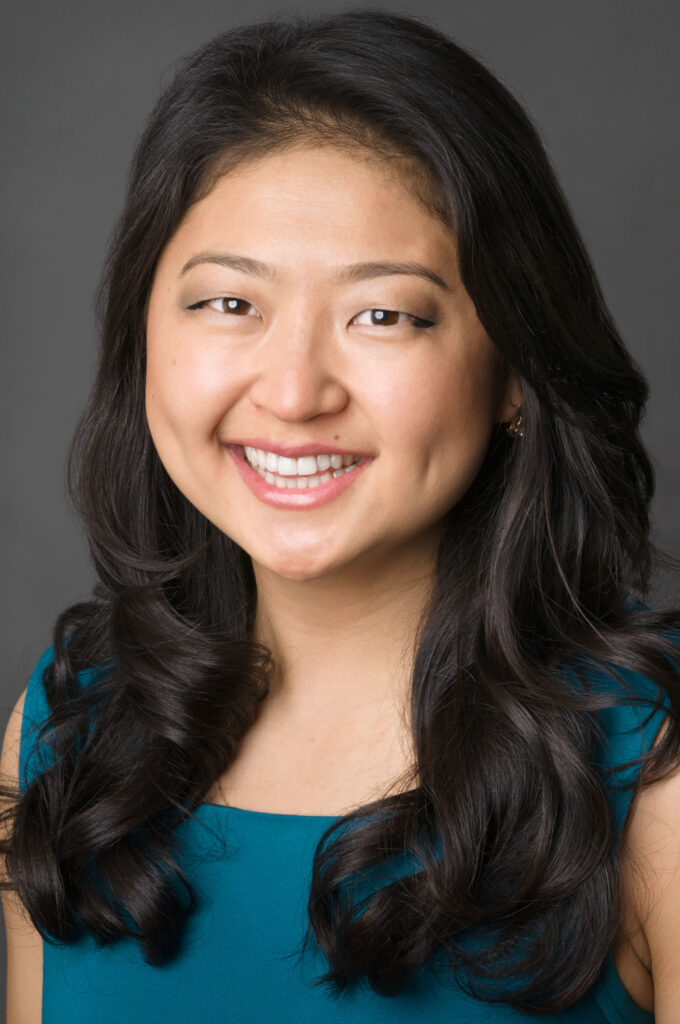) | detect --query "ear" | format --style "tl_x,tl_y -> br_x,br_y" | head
495,368 -> 523,425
